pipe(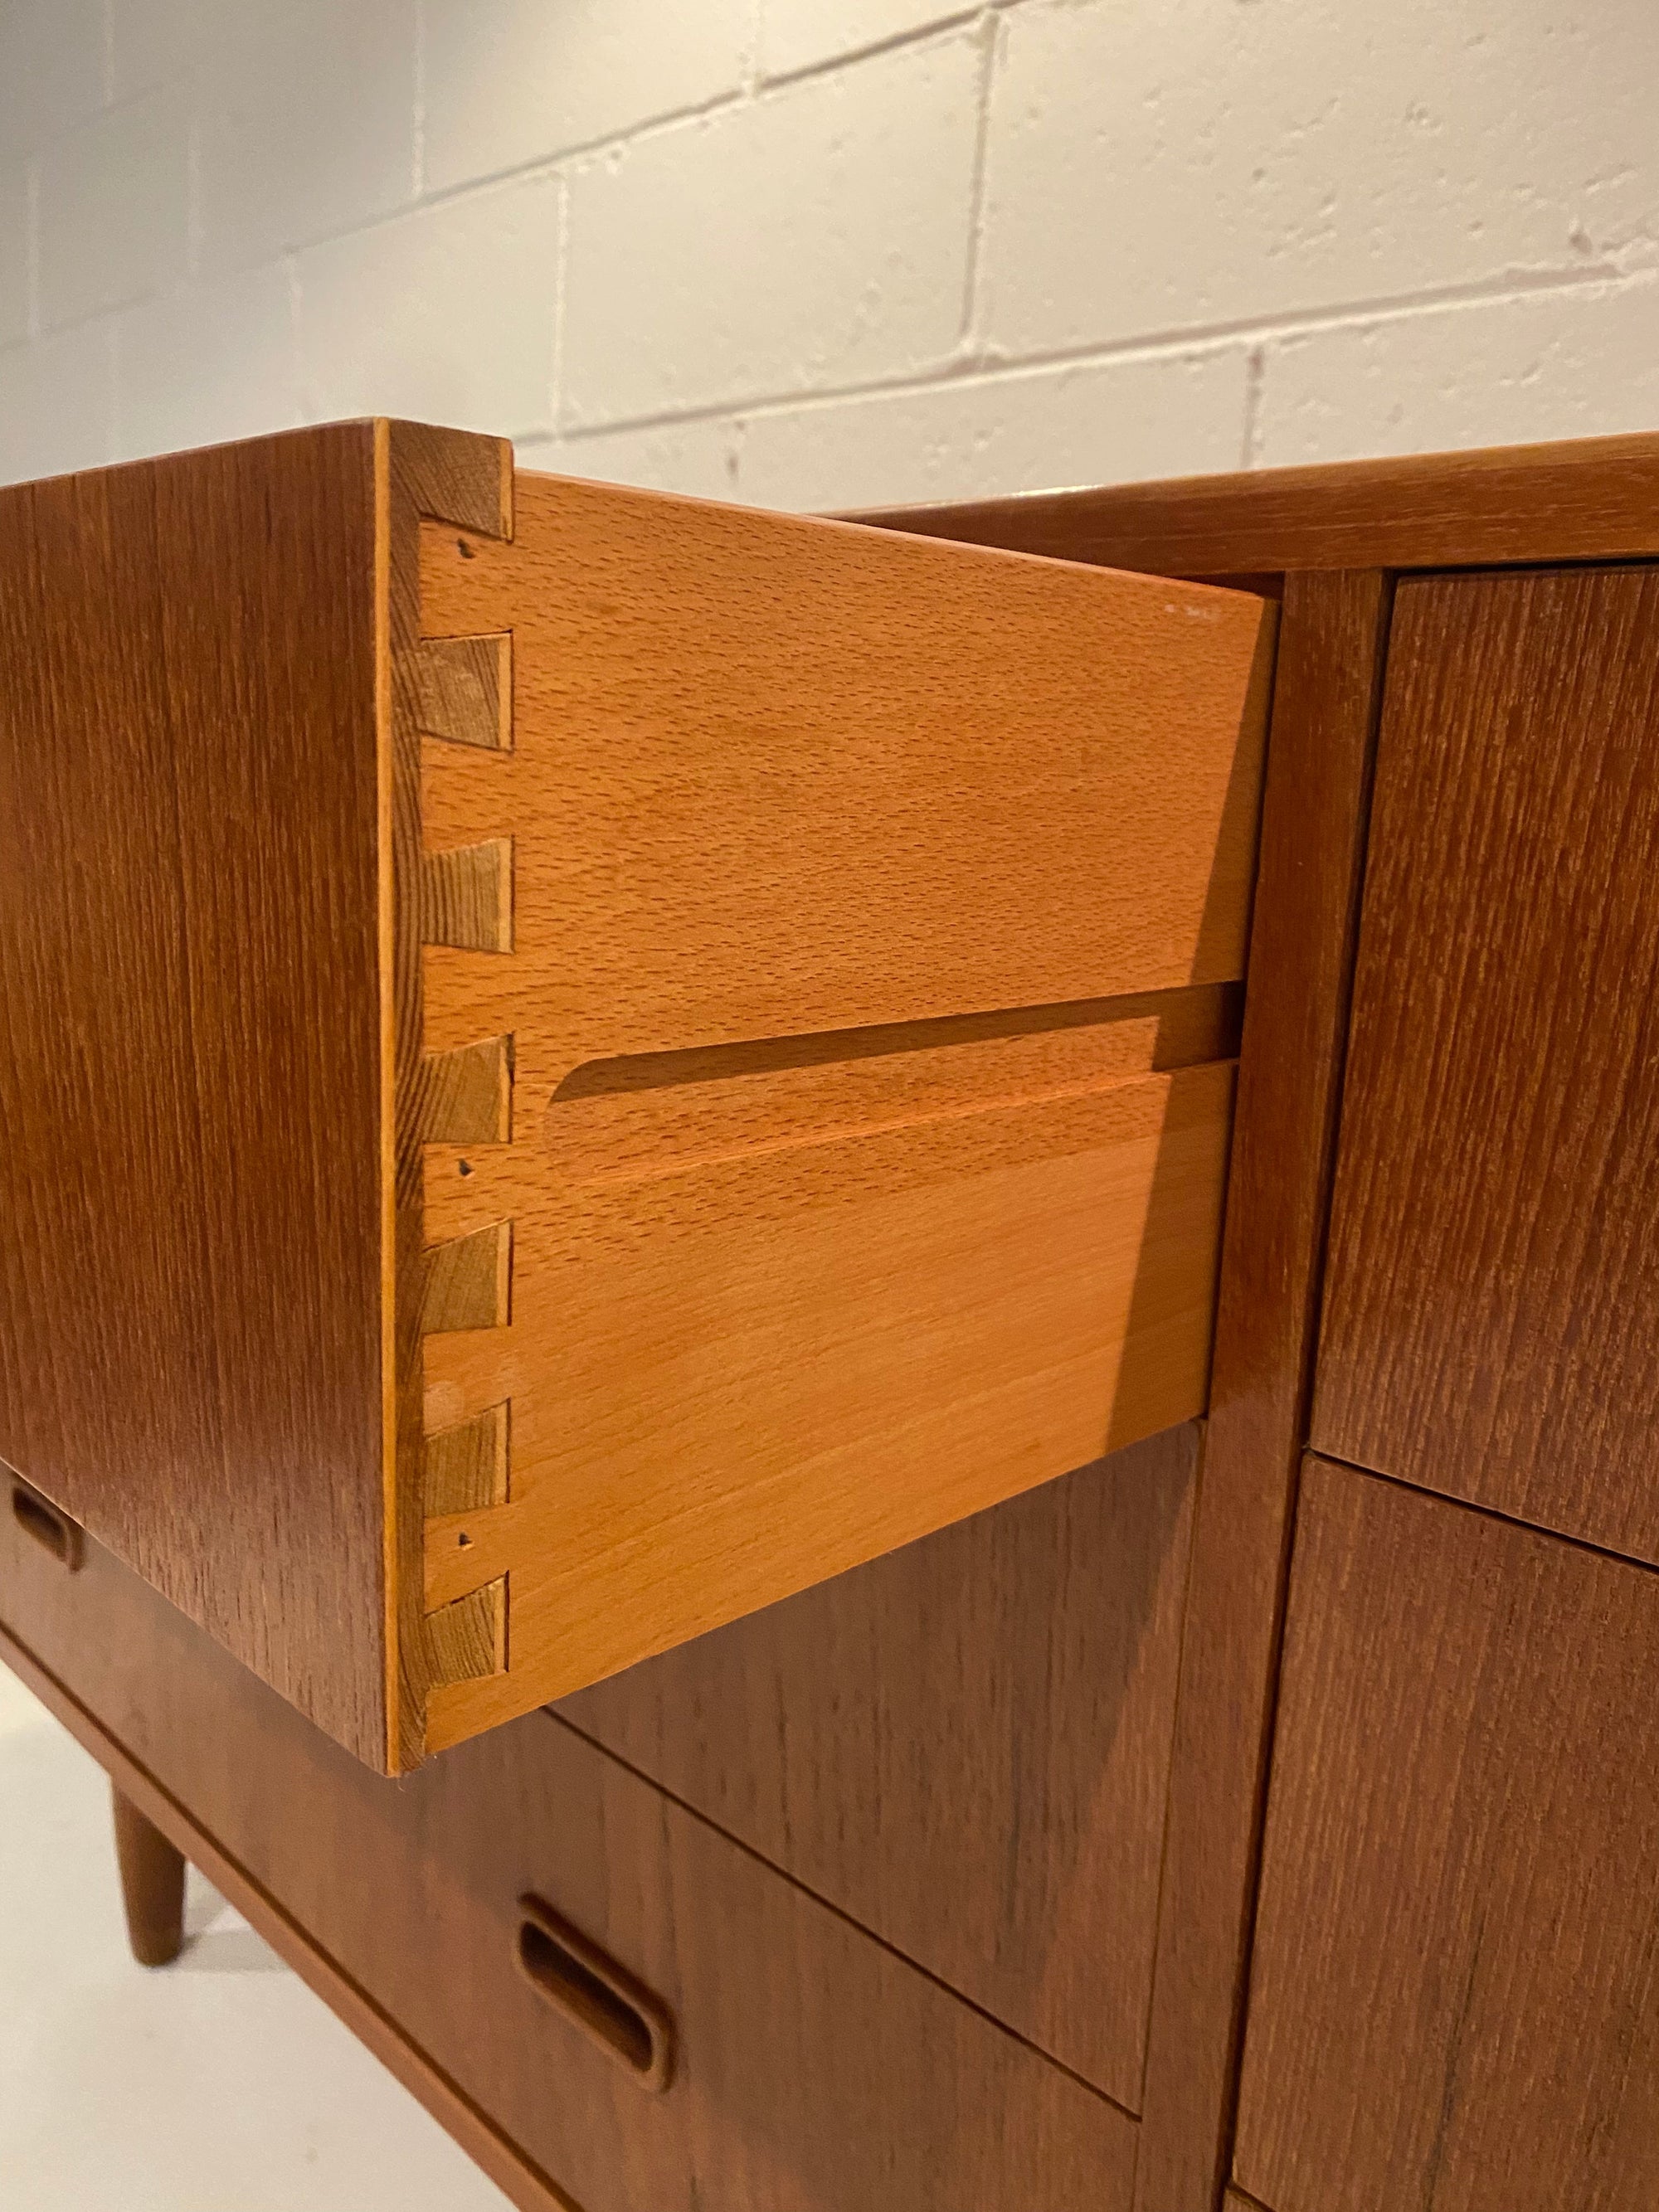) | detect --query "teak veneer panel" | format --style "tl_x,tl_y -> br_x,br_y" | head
1236,1459 -> 1659,2212
0,423 -> 1271,1769
0,424 -> 387,1764
1312,567 -> 1659,1563
558,1421 -> 1199,2112
0,1507 -> 1139,2212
